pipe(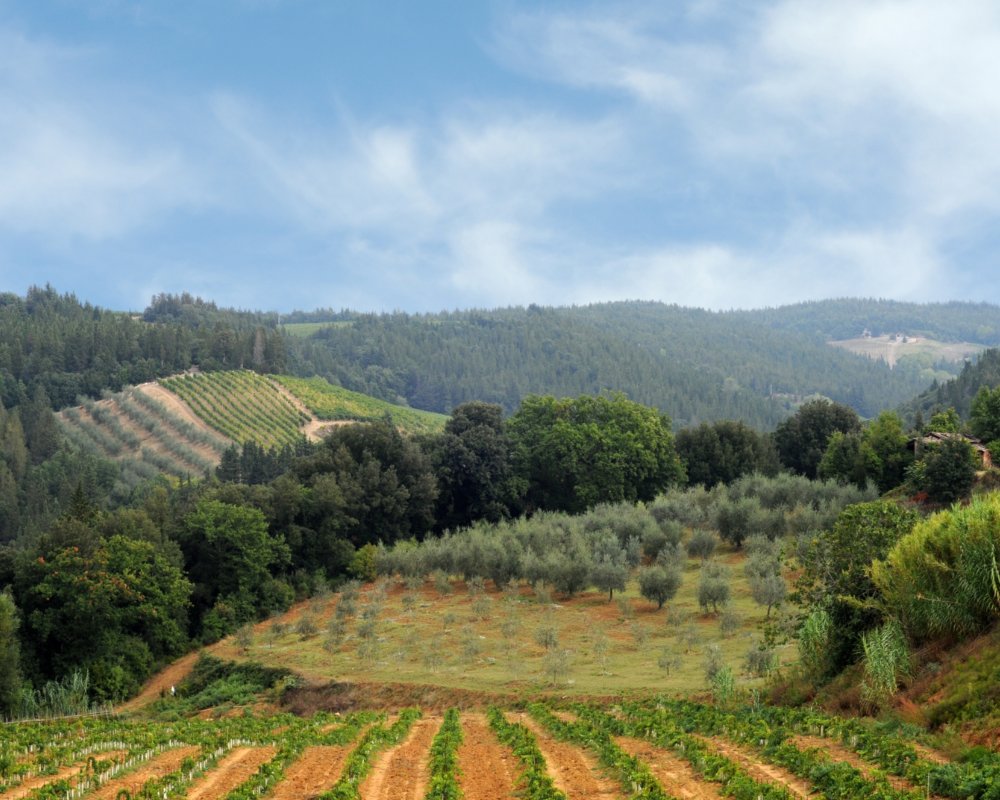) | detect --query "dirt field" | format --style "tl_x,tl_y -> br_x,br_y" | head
456,714 -> 522,800
360,717 -> 441,800
89,745 -> 202,800
185,746 -> 277,800
615,736 -> 721,799
512,713 -> 619,799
